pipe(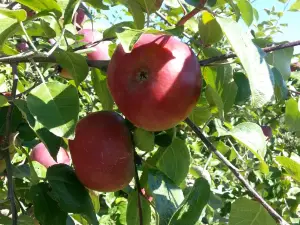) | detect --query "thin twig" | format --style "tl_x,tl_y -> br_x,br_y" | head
176,1 -> 206,26
199,40 -> 300,66
46,28 -> 66,57
134,151 -> 143,225
289,89 -> 300,95
185,118 -> 289,225
3,63 -> 19,225
19,22 -> 38,53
